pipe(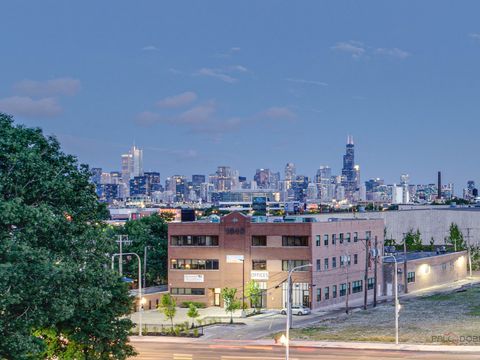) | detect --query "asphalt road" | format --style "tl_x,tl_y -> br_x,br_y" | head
131,341 -> 480,360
